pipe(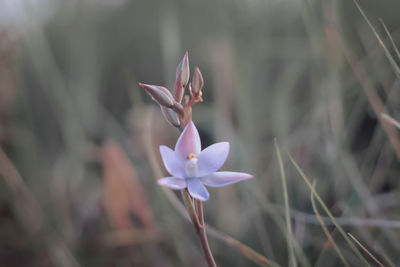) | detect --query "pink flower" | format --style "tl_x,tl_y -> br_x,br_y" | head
158,121 -> 253,201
